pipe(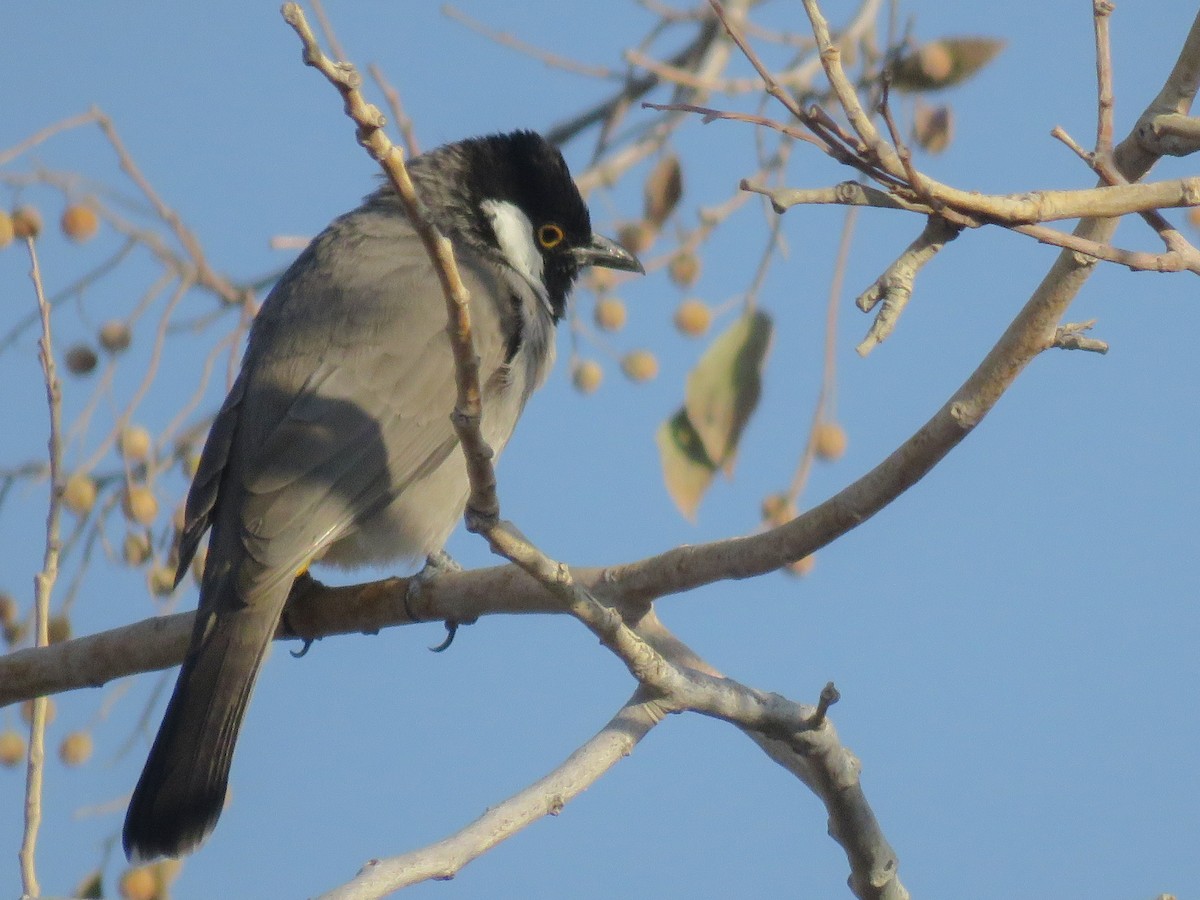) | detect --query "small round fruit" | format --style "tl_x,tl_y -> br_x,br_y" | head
571,359 -> 603,395
786,555 -> 816,577
668,251 -> 701,289
760,493 -> 794,528
122,485 -> 159,526
617,220 -> 656,255
60,204 -> 99,243
98,320 -> 132,353
118,866 -> 157,900
0,730 -> 25,767
118,426 -> 153,462
813,422 -> 848,461
148,564 -> 177,597
59,730 -> 93,767
621,350 -> 659,383
123,532 -> 153,567
20,697 -> 56,726
11,205 -> 43,239
62,472 -> 98,516
0,592 -> 16,627
593,297 -> 627,332
918,42 -> 954,82
589,266 -> 616,294
0,211 -> 14,248
673,299 -> 712,337
65,344 -> 99,376
48,614 -> 71,644
3,620 -> 27,647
